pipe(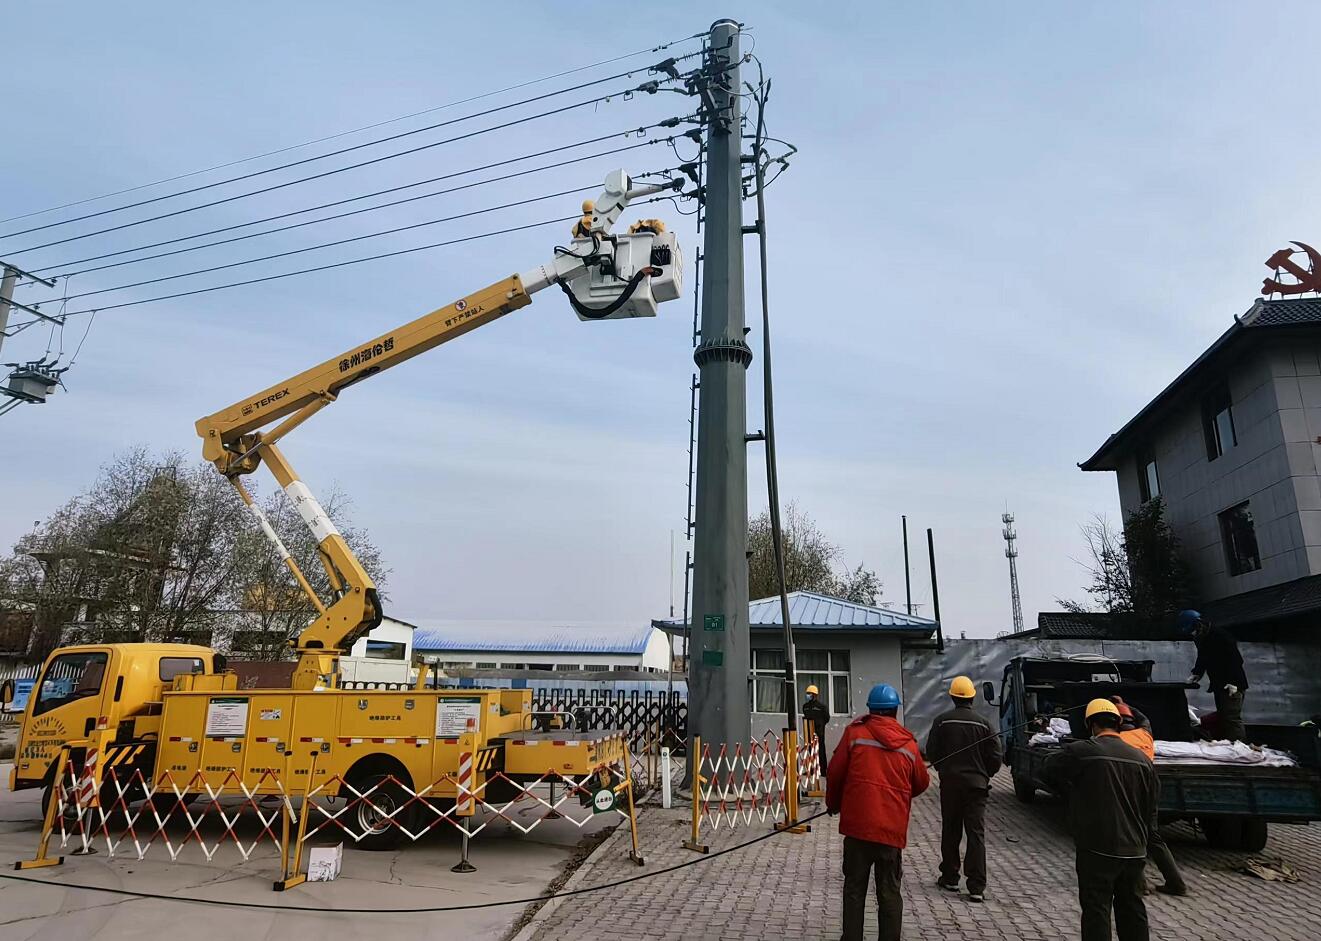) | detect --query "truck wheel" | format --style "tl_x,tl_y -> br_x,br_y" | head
1012,775 -> 1036,803
1238,818 -> 1268,853
1200,816 -> 1242,849
347,773 -> 415,851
